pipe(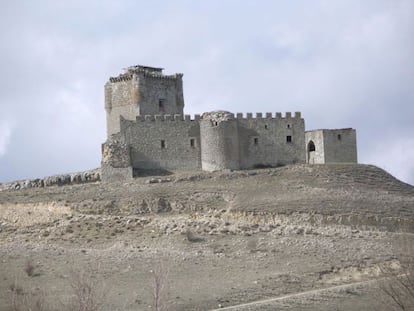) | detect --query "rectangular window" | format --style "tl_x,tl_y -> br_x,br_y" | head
159,99 -> 165,113
190,138 -> 195,148
161,140 -> 166,149
286,135 -> 292,143
337,134 -> 342,140
254,137 -> 258,145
